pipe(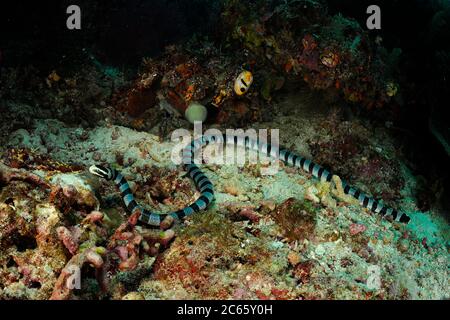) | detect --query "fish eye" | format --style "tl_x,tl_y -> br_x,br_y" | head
240,88 -> 246,92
